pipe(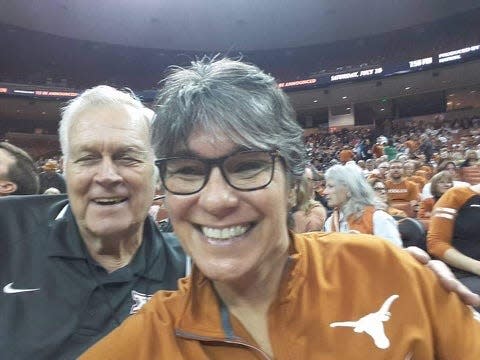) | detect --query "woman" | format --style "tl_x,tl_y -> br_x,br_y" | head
428,183 -> 480,294
323,164 -> 403,247
82,58 -> 480,359
290,170 -> 327,233
417,171 -> 453,219
421,159 -> 470,200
